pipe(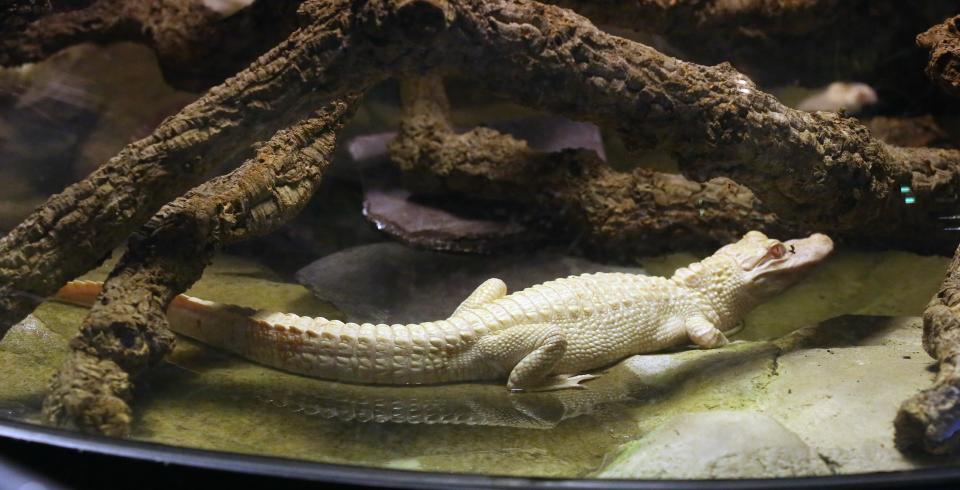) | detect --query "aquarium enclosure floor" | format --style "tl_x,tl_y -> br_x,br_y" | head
1,246 -> 956,479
